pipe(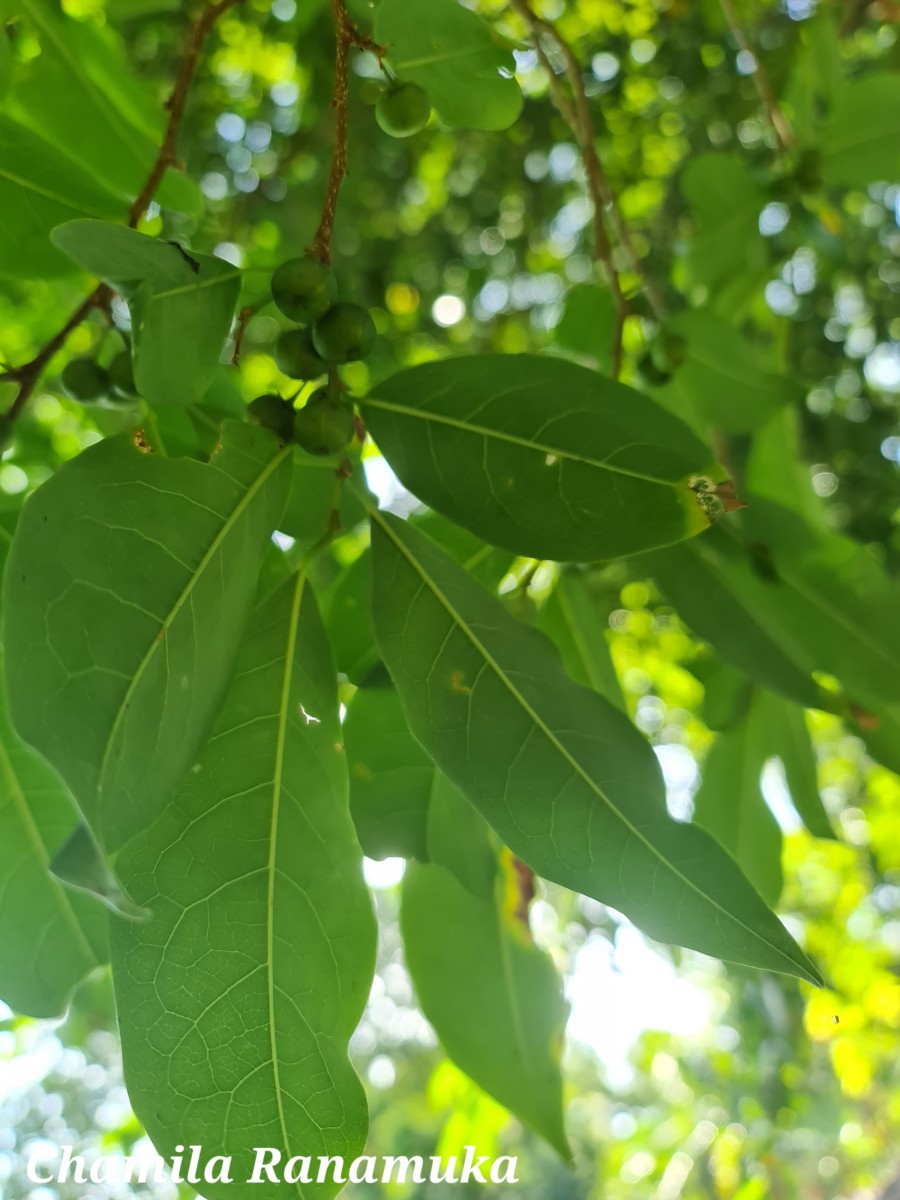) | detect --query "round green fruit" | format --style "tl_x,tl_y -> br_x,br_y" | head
376,83 -> 431,138
271,257 -> 337,325
247,393 -> 295,443
60,358 -> 109,403
293,392 -> 355,456
312,302 -> 376,364
108,350 -> 139,398
274,327 -> 325,380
